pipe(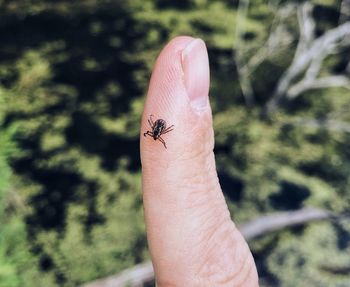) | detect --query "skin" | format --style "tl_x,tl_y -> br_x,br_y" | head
140,36 -> 259,287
